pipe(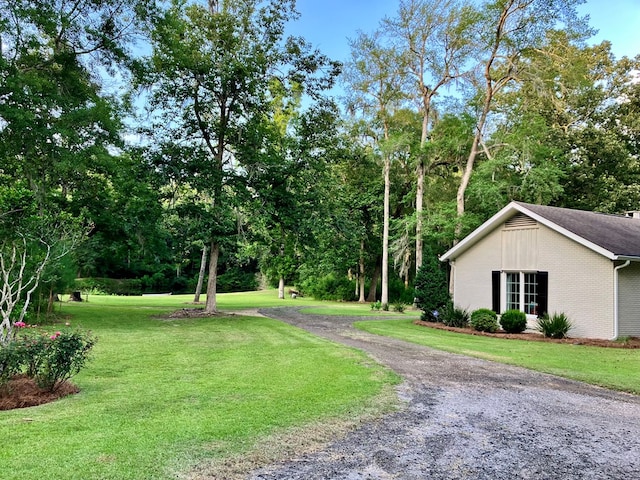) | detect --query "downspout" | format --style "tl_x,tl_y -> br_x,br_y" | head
613,260 -> 631,340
